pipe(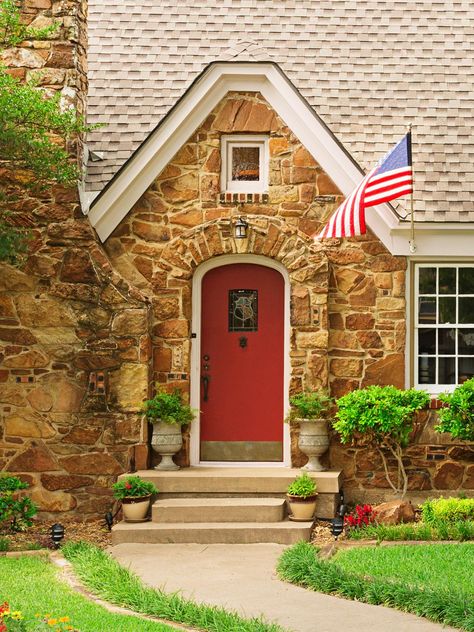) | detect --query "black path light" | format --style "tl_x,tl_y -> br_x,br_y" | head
330,489 -> 347,540
51,523 -> 65,549
234,216 -> 248,239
